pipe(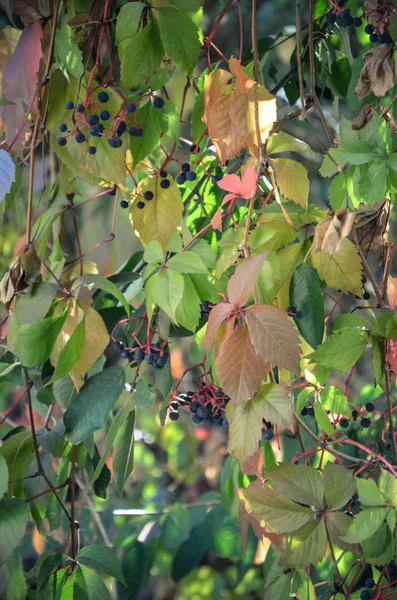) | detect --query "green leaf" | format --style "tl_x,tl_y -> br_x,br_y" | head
116,2 -> 146,45
64,367 -> 126,445
330,54 -> 351,97
329,141 -> 380,166
320,386 -> 352,419
175,274 -> 202,332
150,66 -> 173,91
72,273 -> 130,316
5,549 -> 27,600
15,309 -> 67,367
0,455 -> 8,497
144,240 -> 164,265
323,462 -> 356,510
113,410 -> 135,495
134,375 -> 156,409
36,552 -> 69,591
268,131 -> 312,155
0,498 -> 29,567
280,519 -> 327,566
80,564 -> 112,600
191,91 -> 206,141
373,311 -> 397,340
161,504 -> 191,549
53,375 -> 77,409
0,431 -> 33,491
129,100 -> 166,166
357,478 -> 387,507
55,24 -> 84,79
358,160 -> 387,205
267,463 -> 324,507
171,526 -> 208,582
152,268 -> 184,322
117,541 -> 148,598
189,239 -> 217,269
49,317 -> 85,384
77,545 -> 126,585
158,8 -> 200,76
167,251 -> 208,274
14,282 -> 58,325
379,470 -> 397,506
308,328 -> 368,372
313,399 -> 334,435
341,507 -> 388,543
92,408 -> 125,483
120,18 -> 164,87
332,313 -> 367,332
329,172 -> 349,210
272,158 -> 309,208
290,264 -> 324,349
